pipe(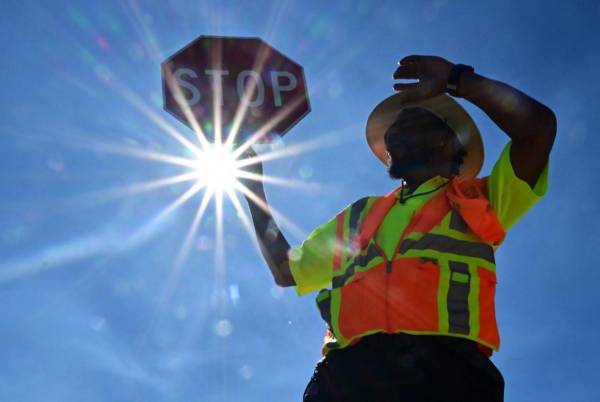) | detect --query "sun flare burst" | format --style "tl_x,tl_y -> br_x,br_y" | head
1,31 -> 365,303
191,142 -> 241,195
74,68 -> 362,301
3,19 -> 366,298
